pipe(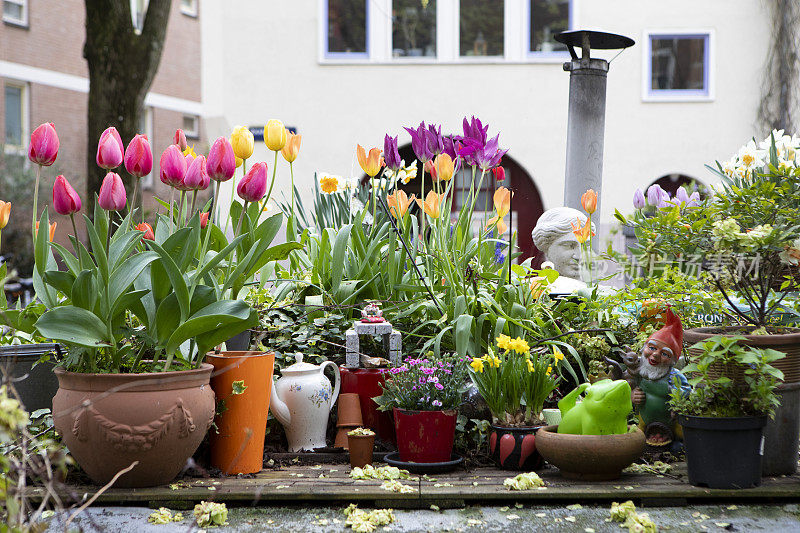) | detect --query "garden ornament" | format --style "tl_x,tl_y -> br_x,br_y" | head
270,353 -> 341,452
531,207 -> 595,290
558,379 -> 632,435
361,302 -> 385,323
